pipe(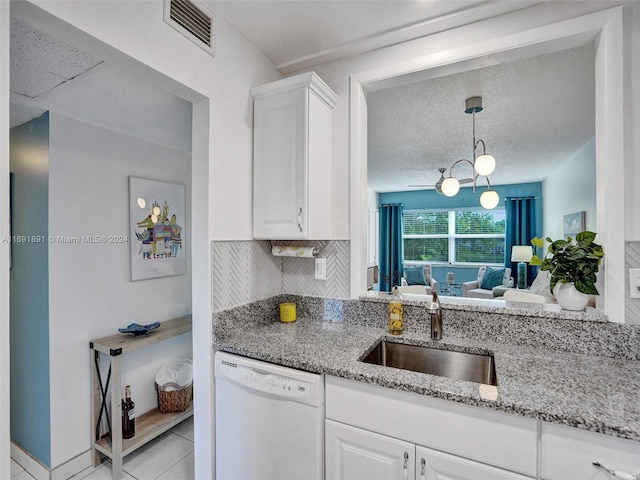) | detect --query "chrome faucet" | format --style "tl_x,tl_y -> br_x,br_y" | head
426,291 -> 442,340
